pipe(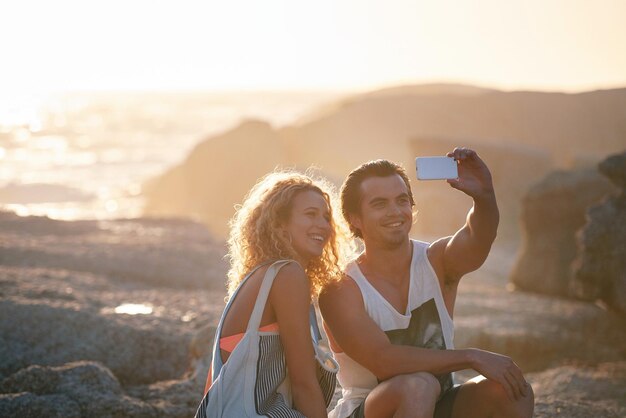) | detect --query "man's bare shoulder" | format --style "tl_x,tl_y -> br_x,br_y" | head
319,274 -> 363,310
321,273 -> 359,294
427,236 -> 452,283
